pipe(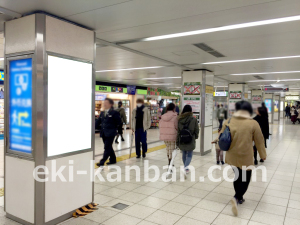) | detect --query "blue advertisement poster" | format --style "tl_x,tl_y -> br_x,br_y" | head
9,58 -> 32,153
264,99 -> 272,113
127,85 -> 136,95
